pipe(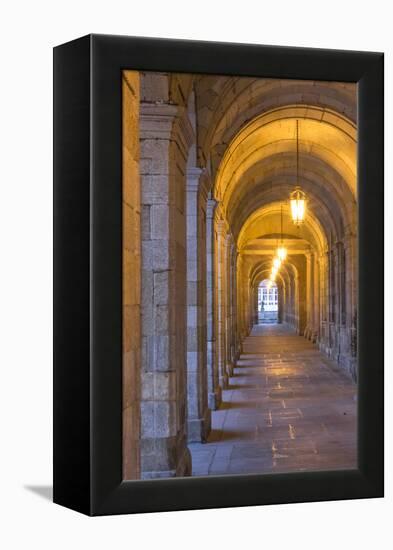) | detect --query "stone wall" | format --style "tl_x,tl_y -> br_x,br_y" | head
122,71 -> 141,480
